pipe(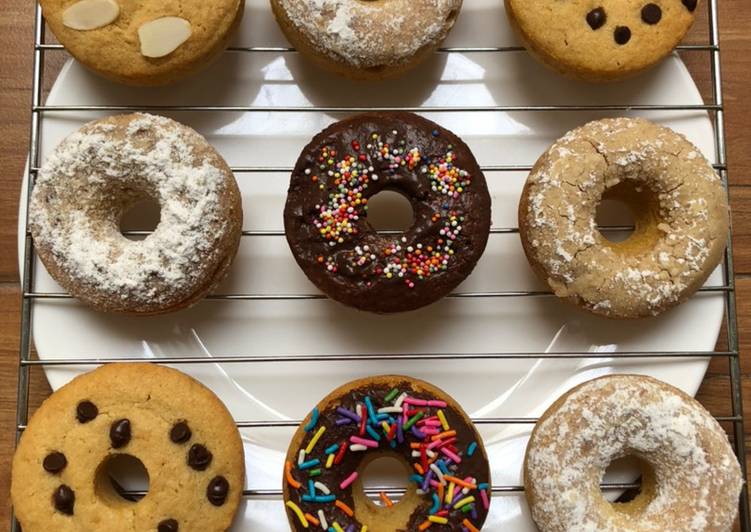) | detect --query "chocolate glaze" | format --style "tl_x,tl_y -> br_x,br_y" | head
284,113 -> 491,313
284,379 -> 491,531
